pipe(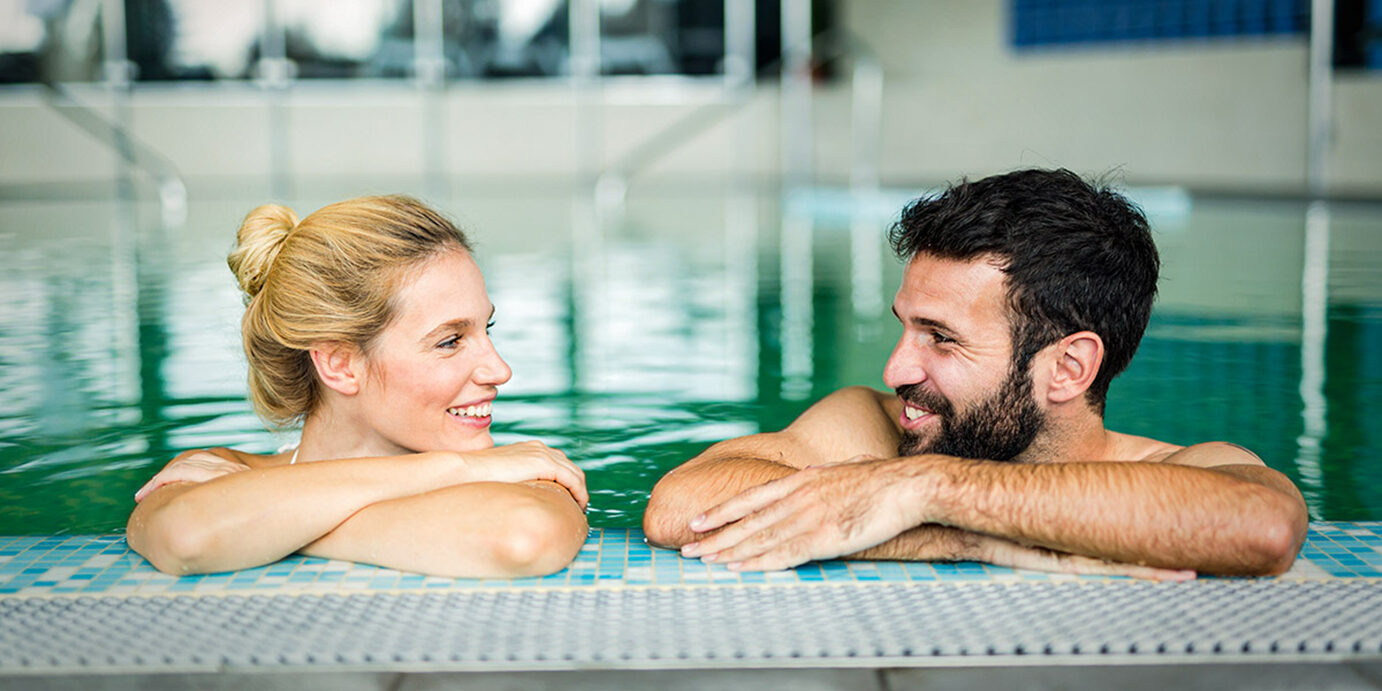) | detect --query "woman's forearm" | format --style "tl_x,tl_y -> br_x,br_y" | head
127,452 -> 467,574
301,480 -> 588,577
